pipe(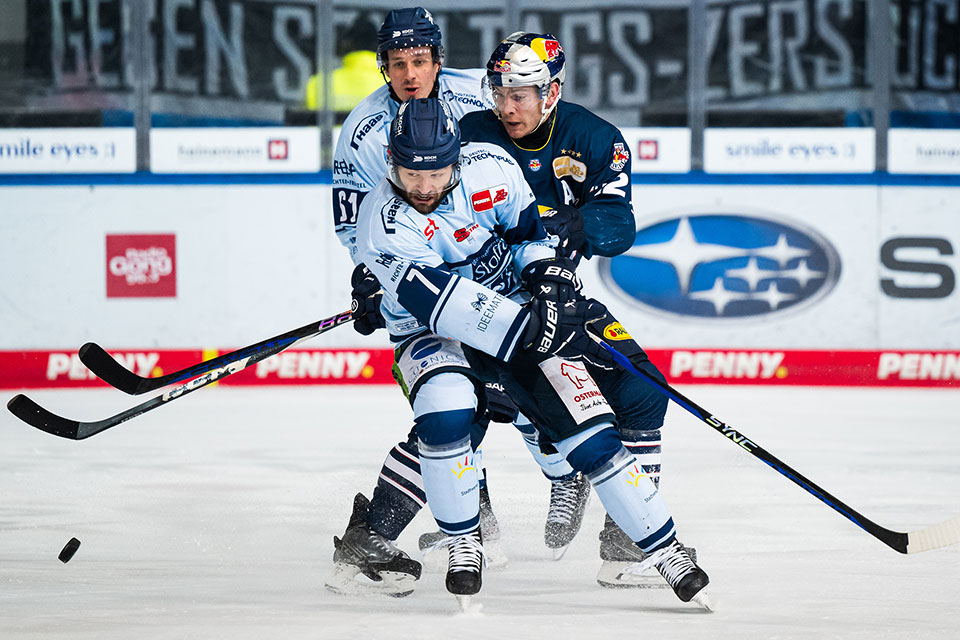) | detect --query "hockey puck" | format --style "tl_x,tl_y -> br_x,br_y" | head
58,537 -> 81,563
